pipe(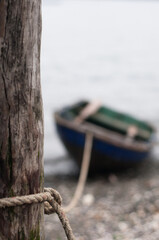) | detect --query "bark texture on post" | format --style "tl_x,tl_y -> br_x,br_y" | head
0,1 -> 44,239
